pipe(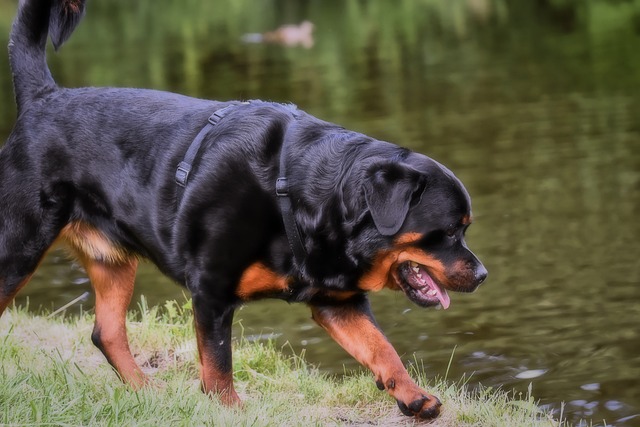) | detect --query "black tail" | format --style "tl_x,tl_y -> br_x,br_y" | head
9,0 -> 86,113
